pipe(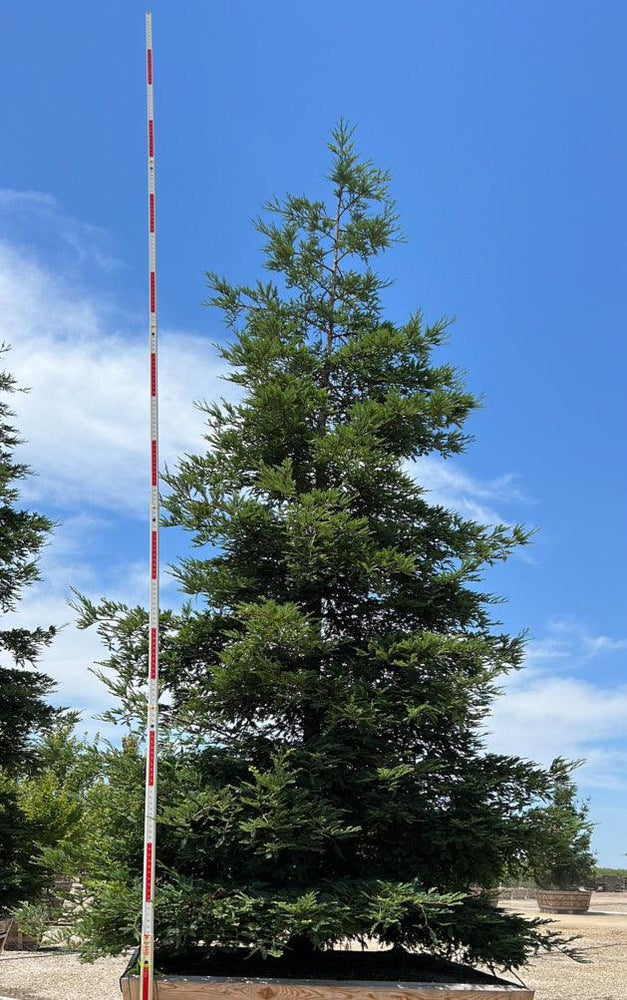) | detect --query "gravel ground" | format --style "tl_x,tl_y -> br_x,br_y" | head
1,894 -> 626,1000
500,895 -> 627,999
0,950 -> 125,999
